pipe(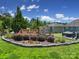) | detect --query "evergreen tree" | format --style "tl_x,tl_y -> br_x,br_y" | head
12,6 -> 28,33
